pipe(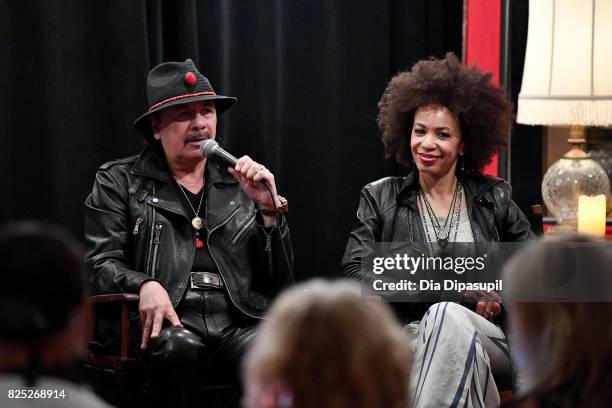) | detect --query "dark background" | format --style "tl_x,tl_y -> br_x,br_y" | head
1,0 -> 538,281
